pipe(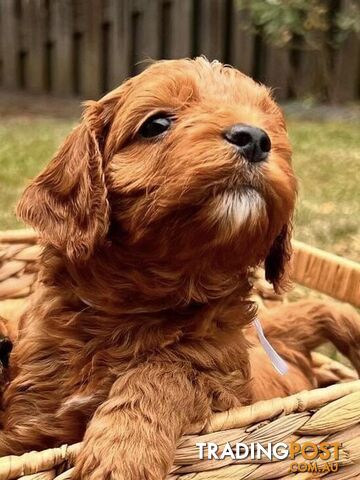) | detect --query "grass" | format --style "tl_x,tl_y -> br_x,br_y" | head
288,120 -> 359,262
0,118 -> 75,230
0,116 -> 359,262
